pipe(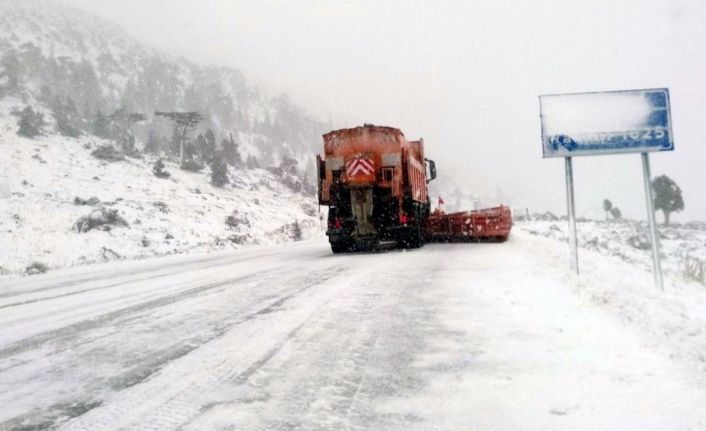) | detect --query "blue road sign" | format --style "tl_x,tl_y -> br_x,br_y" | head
540,88 -> 674,158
